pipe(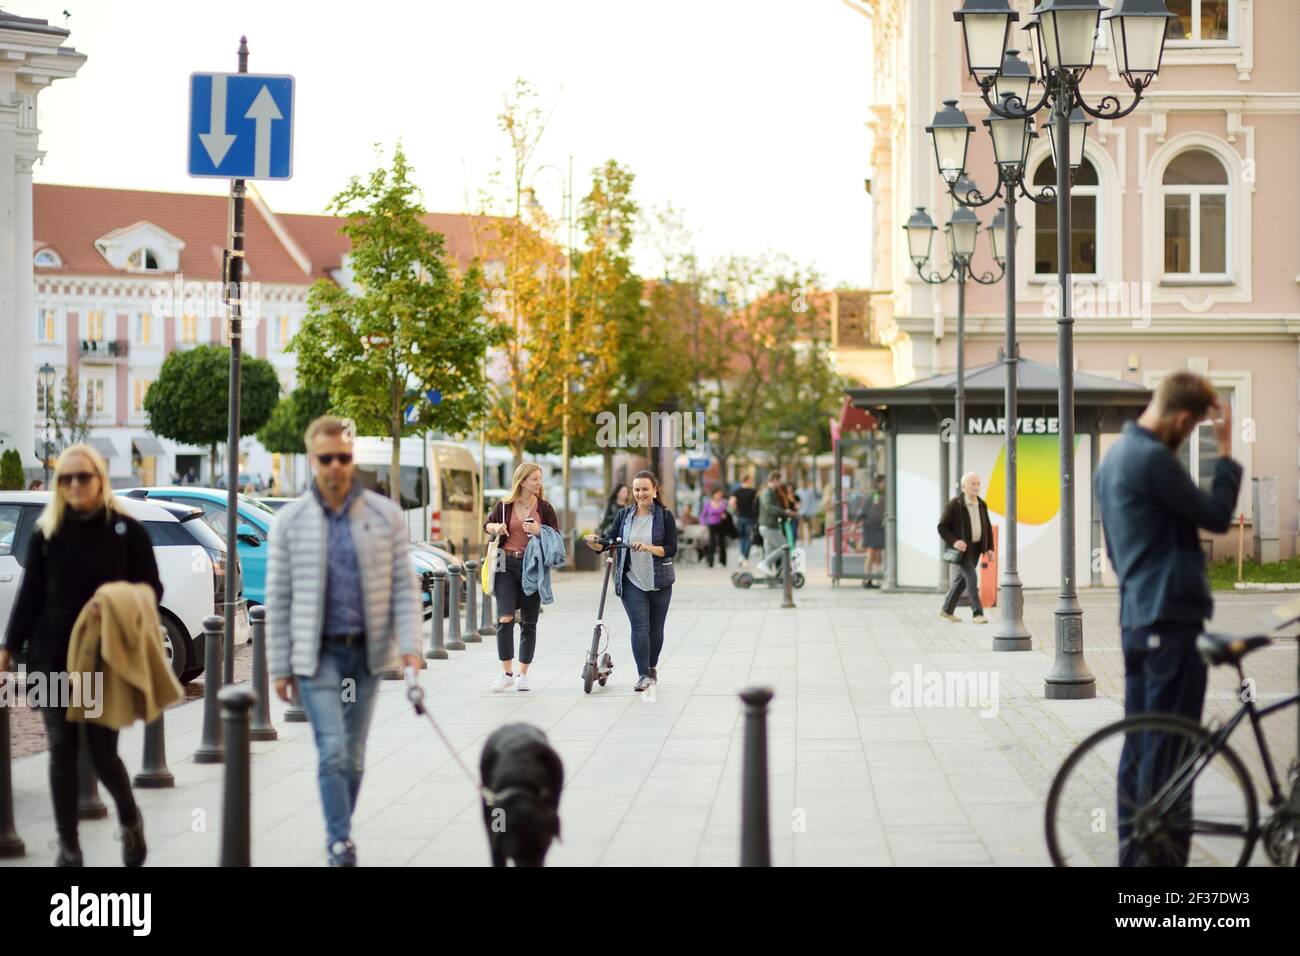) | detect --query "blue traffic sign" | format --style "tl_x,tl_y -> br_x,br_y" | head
188,73 -> 294,180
